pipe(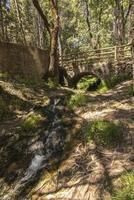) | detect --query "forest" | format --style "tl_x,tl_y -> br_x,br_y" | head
0,0 -> 134,200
